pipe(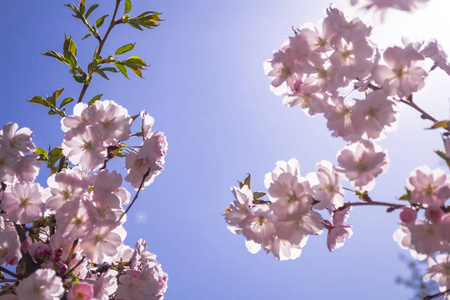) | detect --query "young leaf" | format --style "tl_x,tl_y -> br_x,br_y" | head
398,190 -> 412,201
63,35 -> 77,58
114,43 -> 135,55
82,33 -> 92,40
52,86 -> 65,101
124,0 -> 132,14
88,94 -> 103,106
85,4 -> 99,18
35,148 -> 49,160
59,97 -> 74,109
430,120 -> 450,130
243,174 -> 251,188
95,69 -> 110,80
73,75 -> 86,83
96,14 -> 109,28
113,62 -> 129,79
436,150 -> 450,168
123,56 -> 148,66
